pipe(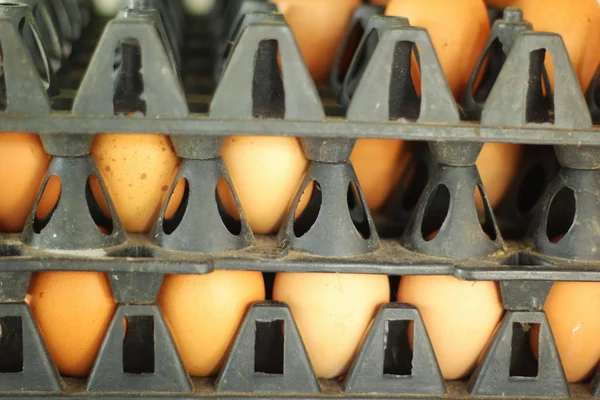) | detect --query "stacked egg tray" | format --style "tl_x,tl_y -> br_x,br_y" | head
1,0 -> 600,398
